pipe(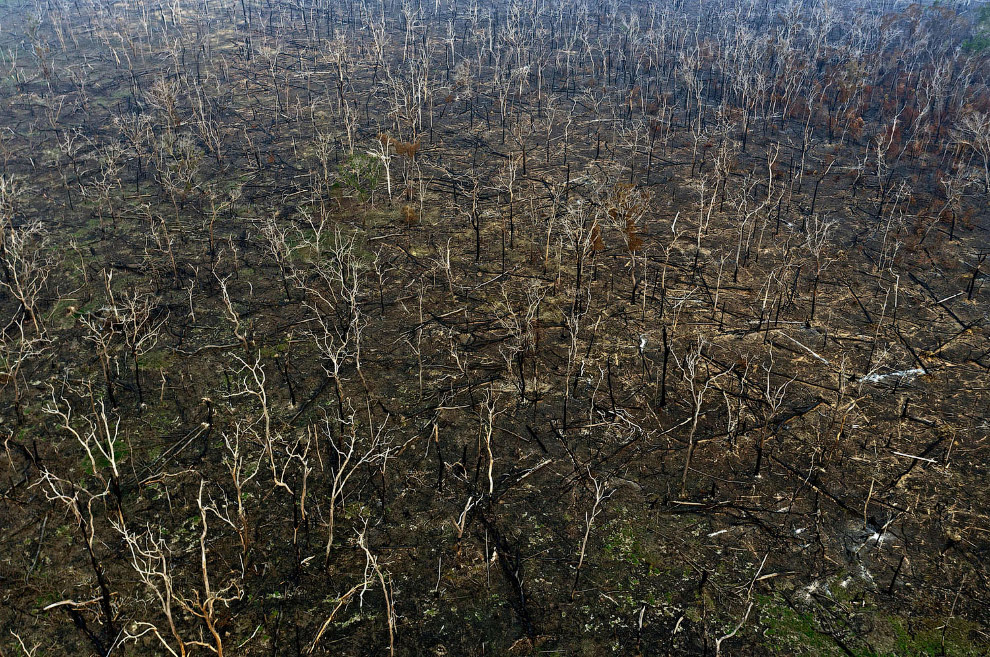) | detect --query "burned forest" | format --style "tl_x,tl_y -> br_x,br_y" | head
1,0 -> 989,653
